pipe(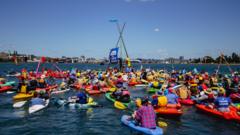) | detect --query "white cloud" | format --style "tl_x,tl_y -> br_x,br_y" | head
154,28 -> 160,32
